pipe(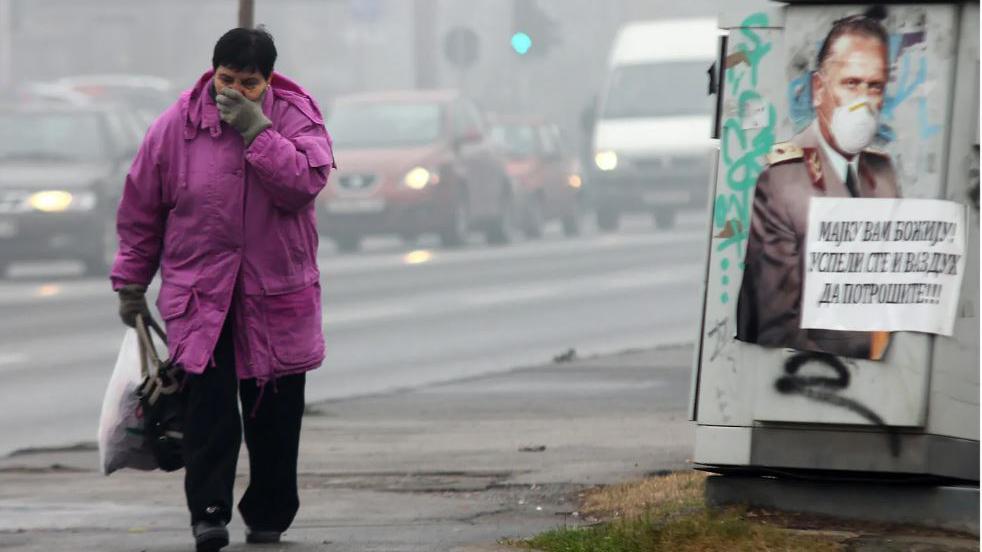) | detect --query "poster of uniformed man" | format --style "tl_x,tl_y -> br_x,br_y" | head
736,9 -> 900,360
